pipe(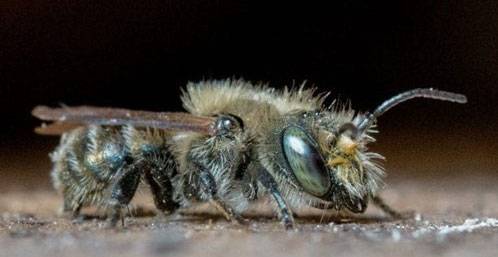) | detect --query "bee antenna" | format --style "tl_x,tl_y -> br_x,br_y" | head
357,88 -> 467,133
